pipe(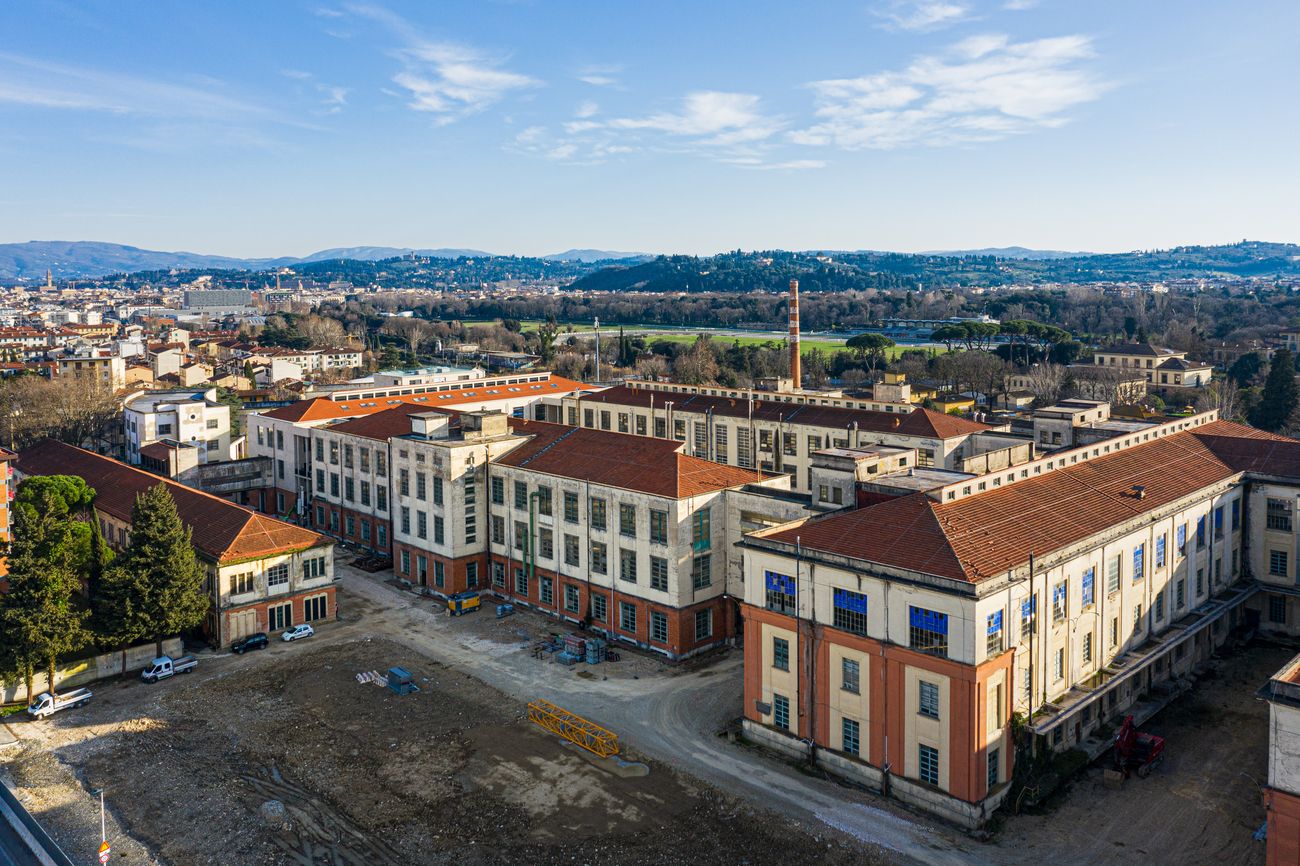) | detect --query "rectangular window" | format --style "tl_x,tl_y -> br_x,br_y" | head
986,610 -> 1003,656
1107,555 -> 1121,593
842,718 -> 861,757
1052,581 -> 1067,622
330,473 -> 339,497
515,567 -> 529,596
1232,499 -> 1241,531
773,637 -> 790,671
691,554 -> 711,590
1155,534 -> 1166,569
1054,647 -> 1064,680
492,561 -> 505,588
1020,595 -> 1037,637
1271,595 -> 1288,624
1271,549 -> 1289,577
1155,588 -> 1165,620
491,476 -> 504,505
1176,578 -> 1186,608
988,748 -> 1000,790
765,571 -> 797,615
650,610 -> 668,643
773,694 -> 790,731
399,468 -> 409,497
466,562 -> 478,588
564,491 -> 579,523
433,476 -> 443,506
1214,506 -> 1224,538
692,509 -> 711,551
619,503 -> 636,537
266,563 -> 289,587
434,561 -> 445,588
1268,498 -> 1293,532
514,481 -> 527,509
591,542 -> 607,575
1110,616 -> 1119,647
619,601 -> 637,633
537,486 -> 552,517
315,468 -> 325,493
538,528 -> 553,560
1133,544 -> 1145,581
590,497 -> 607,531
1196,515 -> 1206,549
1176,523 -> 1187,555
400,549 -> 410,574
1081,568 -> 1095,608
344,477 -> 355,502
649,509 -> 668,544
918,744 -> 940,786
491,515 -> 505,544
832,588 -> 868,635
416,472 -> 426,501
564,584 -> 580,613
434,516 -> 444,545
416,511 -> 427,540
1082,632 -> 1093,664
1197,567 -> 1205,596
376,486 -> 387,512
564,533 -> 580,567
592,593 -> 608,623
694,609 -> 713,641
619,549 -> 637,583
650,556 -> 668,591
360,480 -> 371,506
918,680 -> 939,718
540,576 -> 553,606
842,657 -> 860,694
